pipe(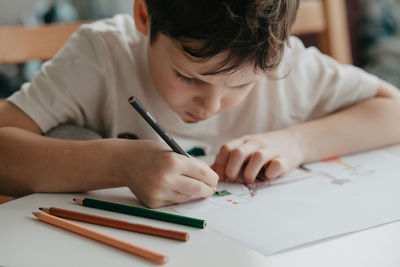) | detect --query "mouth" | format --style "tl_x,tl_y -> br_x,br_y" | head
184,112 -> 209,122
